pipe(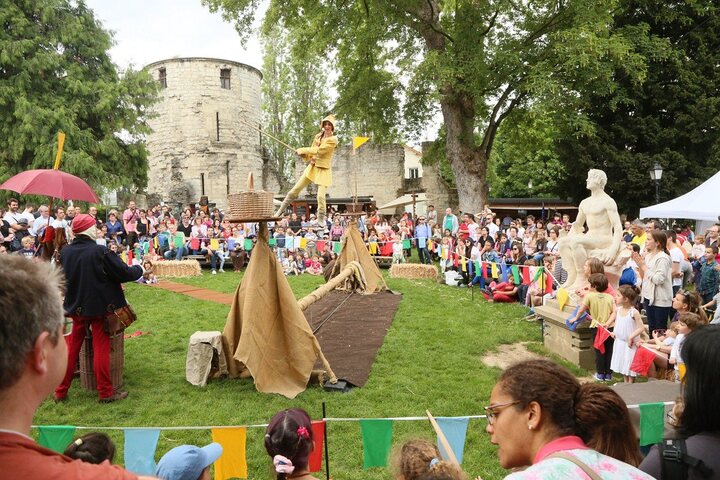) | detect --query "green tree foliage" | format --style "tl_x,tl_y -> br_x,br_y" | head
0,0 -> 158,201
204,0 -> 645,212
260,24 -> 330,187
556,1 -> 720,217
